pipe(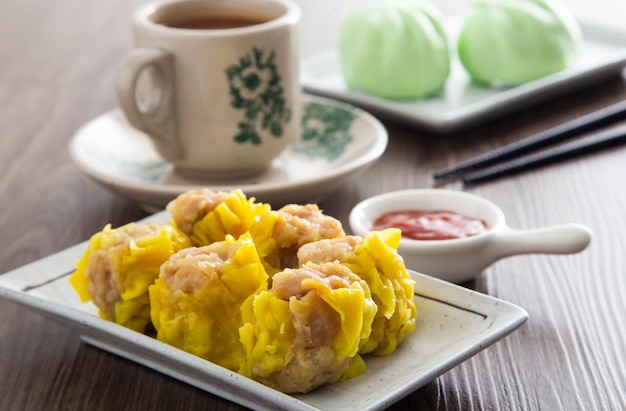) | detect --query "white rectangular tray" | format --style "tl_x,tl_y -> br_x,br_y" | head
0,212 -> 528,410
301,21 -> 626,133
